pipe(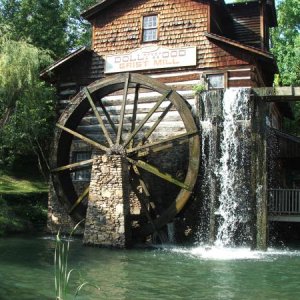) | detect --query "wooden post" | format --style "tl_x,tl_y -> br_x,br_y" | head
250,96 -> 268,250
